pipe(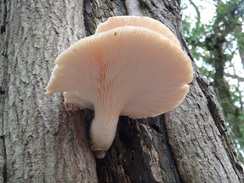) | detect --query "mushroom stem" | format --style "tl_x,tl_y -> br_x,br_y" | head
89,106 -> 120,158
